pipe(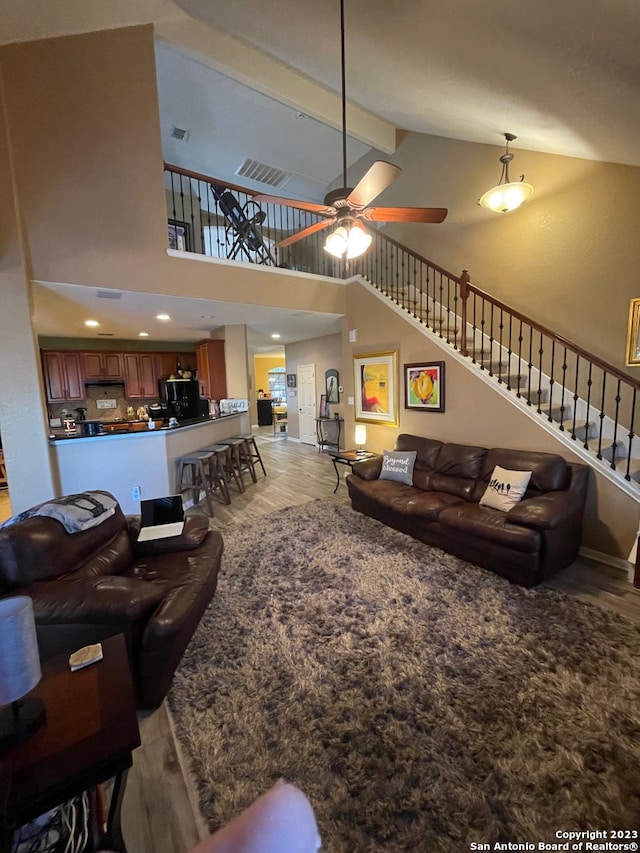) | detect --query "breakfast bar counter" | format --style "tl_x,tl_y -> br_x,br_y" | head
49,413 -> 250,515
